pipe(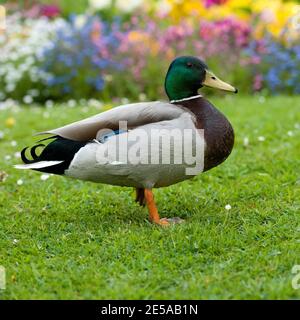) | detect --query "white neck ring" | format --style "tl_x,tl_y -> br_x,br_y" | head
170,94 -> 203,103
